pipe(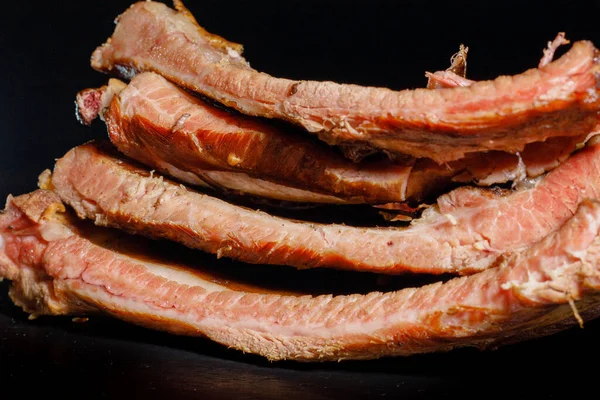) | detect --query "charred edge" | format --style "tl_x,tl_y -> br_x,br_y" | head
288,82 -> 300,97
